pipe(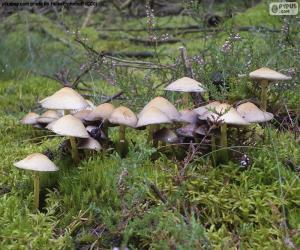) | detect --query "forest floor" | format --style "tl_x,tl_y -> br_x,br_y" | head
0,1 -> 300,249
